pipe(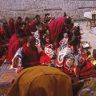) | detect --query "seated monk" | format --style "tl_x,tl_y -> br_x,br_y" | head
22,36 -> 41,68
44,13 -> 52,24
40,35 -> 56,66
2,21 -> 11,41
7,66 -> 73,96
11,36 -> 41,69
7,18 -> 15,37
14,17 -> 23,32
29,15 -> 41,32
59,32 -> 69,50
